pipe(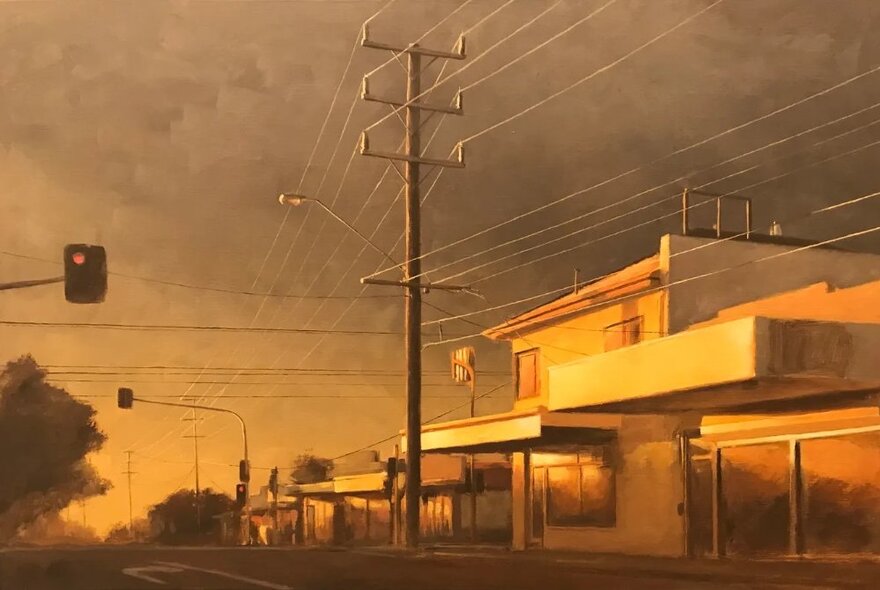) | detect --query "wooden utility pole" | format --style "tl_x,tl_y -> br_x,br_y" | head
123,451 -> 136,538
183,410 -> 203,532
360,27 -> 466,548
